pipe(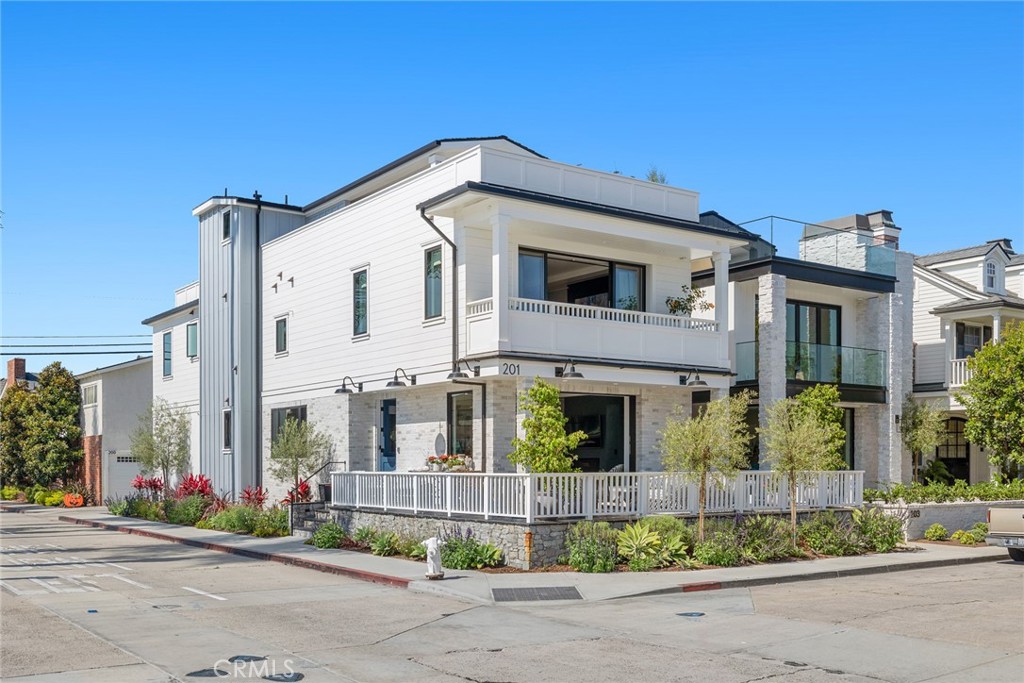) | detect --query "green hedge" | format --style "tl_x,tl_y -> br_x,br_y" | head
864,479 -> 1024,504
